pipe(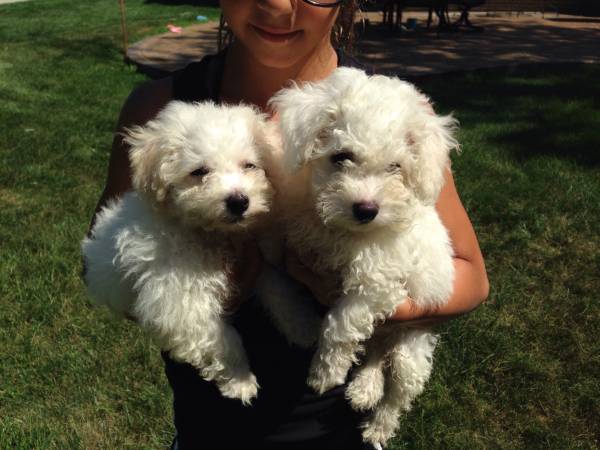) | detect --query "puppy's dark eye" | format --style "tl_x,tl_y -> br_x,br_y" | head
330,151 -> 354,166
190,166 -> 209,177
243,162 -> 257,170
387,163 -> 402,173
